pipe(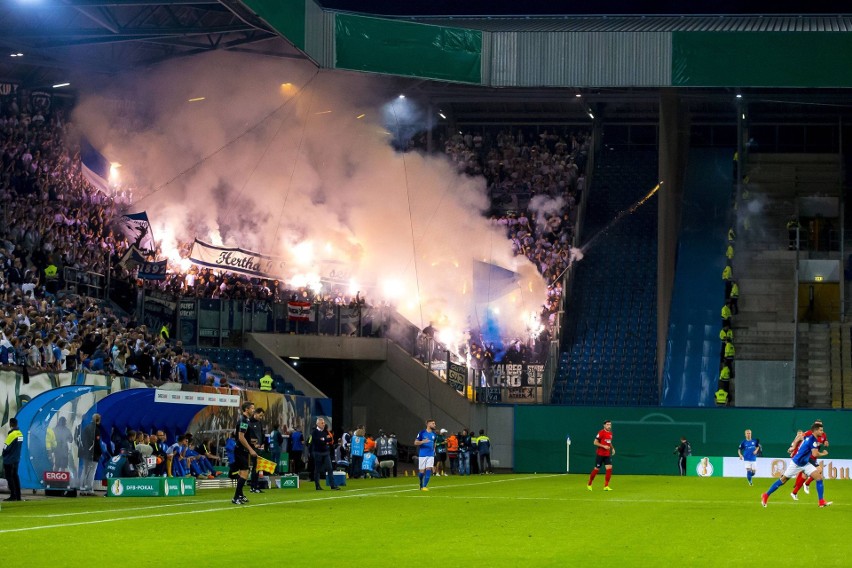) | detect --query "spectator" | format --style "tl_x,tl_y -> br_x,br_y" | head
78,413 -> 102,495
